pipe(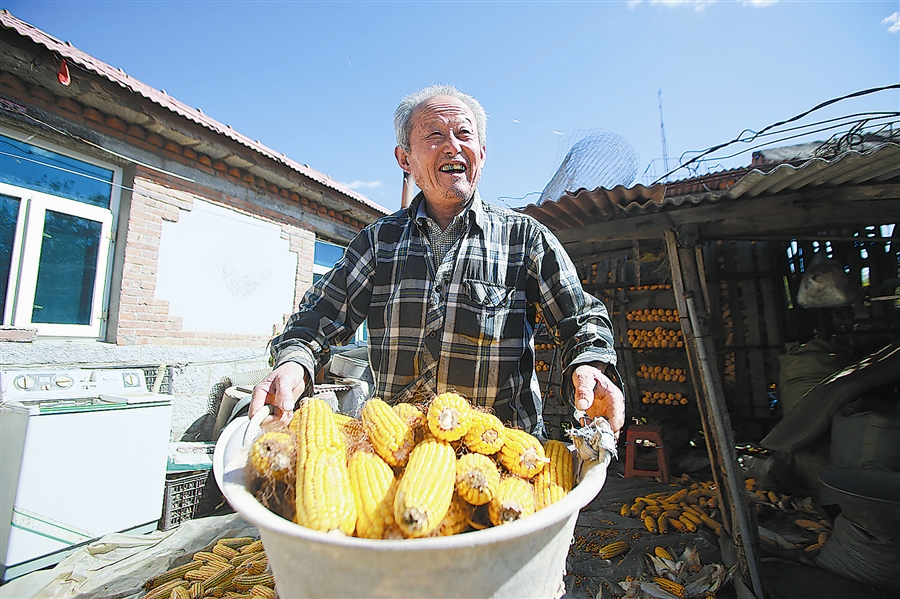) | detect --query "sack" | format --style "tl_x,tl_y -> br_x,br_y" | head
777,339 -> 842,415
816,514 -> 900,593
